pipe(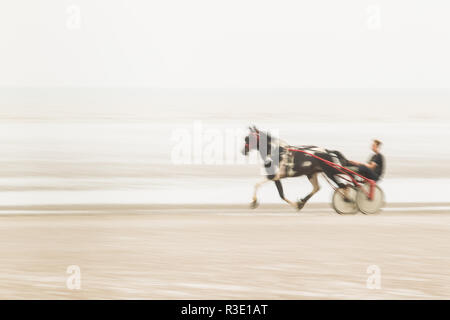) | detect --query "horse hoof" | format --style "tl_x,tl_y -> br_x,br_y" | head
296,200 -> 306,211
250,200 -> 259,209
